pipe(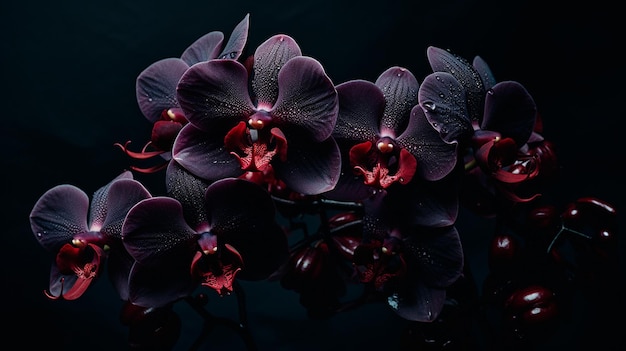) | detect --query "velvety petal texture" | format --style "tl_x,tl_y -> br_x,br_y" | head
252,34 -> 302,105
481,81 -> 537,147
333,80 -> 384,142
272,56 -> 338,142
136,58 -> 190,123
